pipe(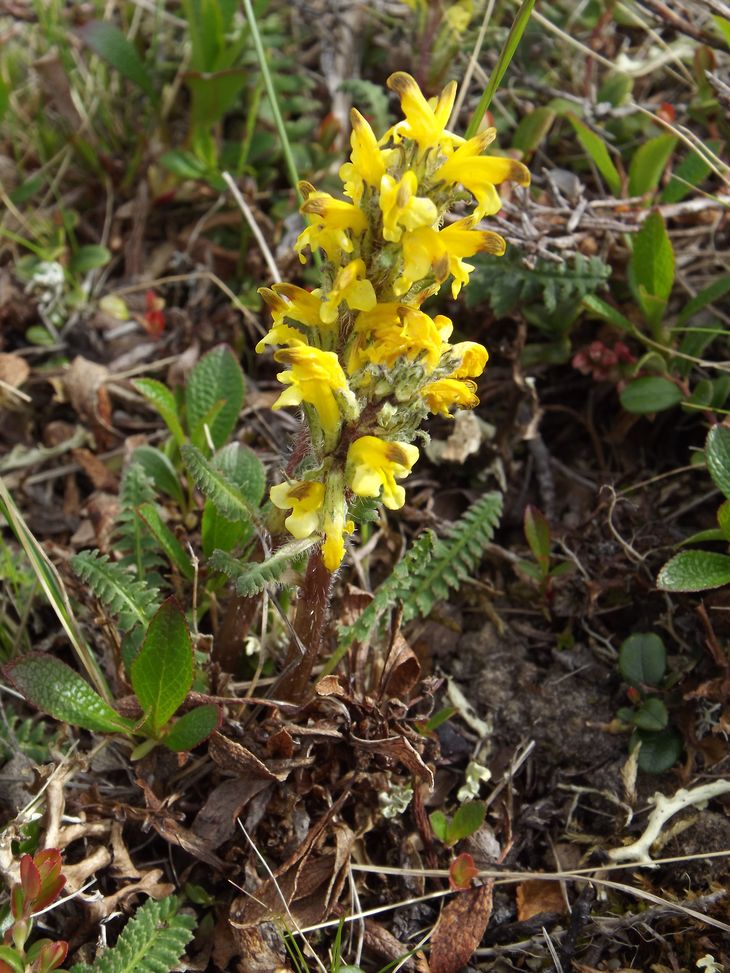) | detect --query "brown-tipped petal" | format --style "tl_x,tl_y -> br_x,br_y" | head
477,231 -> 507,256
258,286 -> 288,312
298,180 -> 316,199
387,71 -> 417,95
